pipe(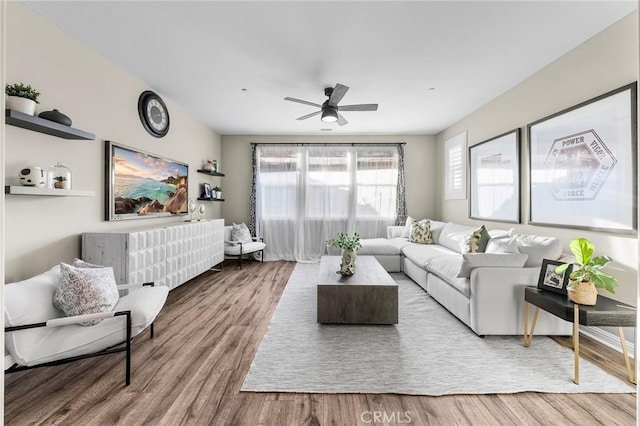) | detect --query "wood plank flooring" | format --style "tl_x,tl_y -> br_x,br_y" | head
4,261 -> 636,425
